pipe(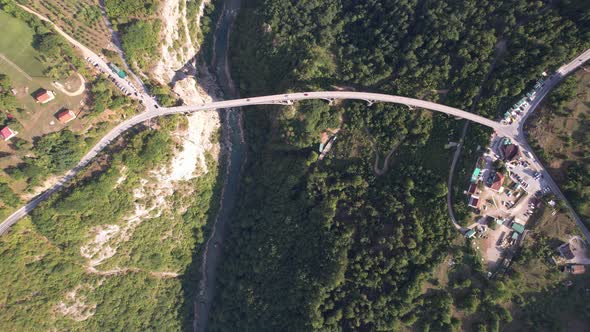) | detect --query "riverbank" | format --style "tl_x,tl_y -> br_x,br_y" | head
192,0 -> 245,330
